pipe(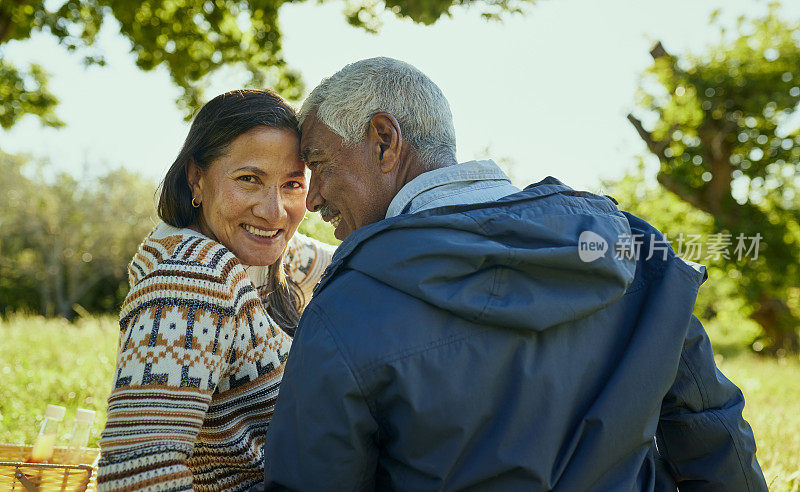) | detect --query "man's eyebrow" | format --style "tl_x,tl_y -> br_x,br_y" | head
301,148 -> 324,163
285,170 -> 307,178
